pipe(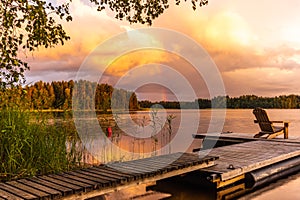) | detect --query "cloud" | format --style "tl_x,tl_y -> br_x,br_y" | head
223,67 -> 300,96
210,45 -> 300,73
104,50 -> 170,77
24,0 -> 300,98
98,51 -> 209,101
25,0 -> 126,75
204,12 -> 255,49
153,3 -> 300,97
159,7 -> 300,69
